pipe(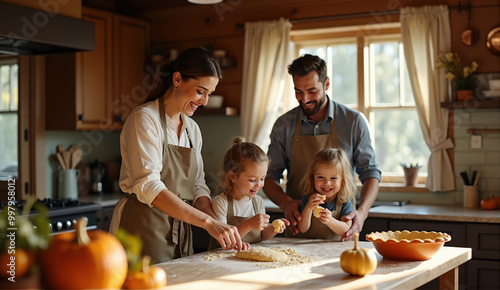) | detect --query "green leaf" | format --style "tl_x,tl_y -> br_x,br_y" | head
116,228 -> 143,272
